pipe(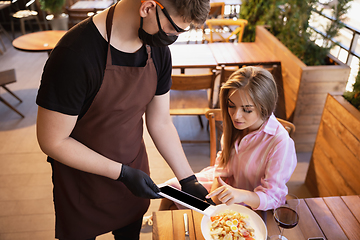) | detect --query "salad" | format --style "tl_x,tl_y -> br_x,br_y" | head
210,209 -> 255,240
